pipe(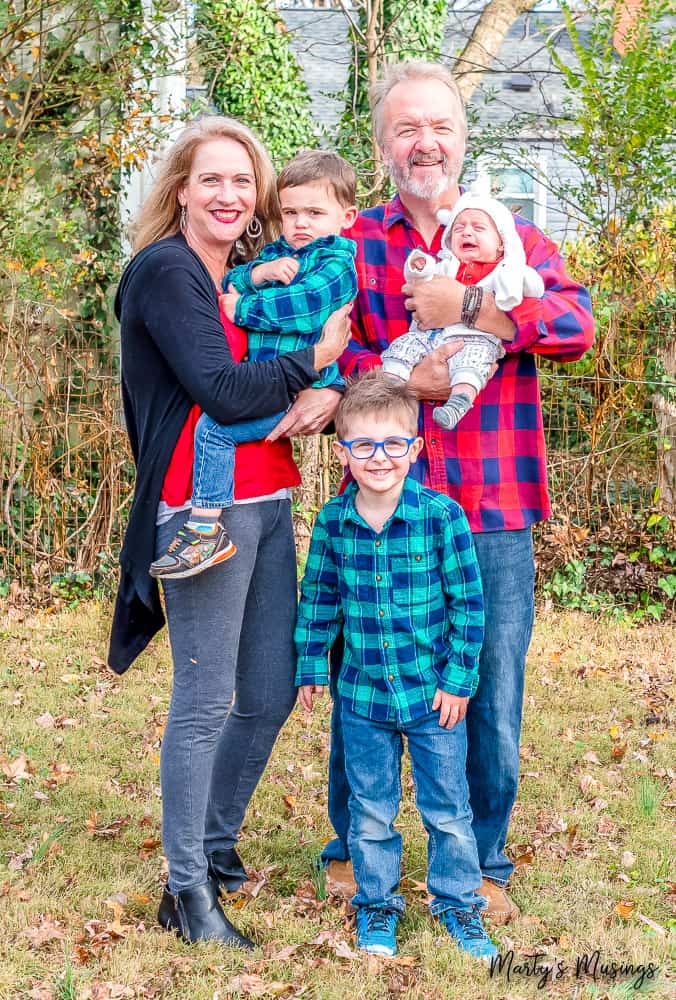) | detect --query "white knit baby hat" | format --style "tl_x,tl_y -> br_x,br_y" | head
437,177 -> 544,309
